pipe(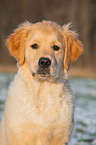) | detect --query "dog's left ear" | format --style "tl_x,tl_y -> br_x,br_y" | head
6,22 -> 31,66
63,23 -> 84,71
